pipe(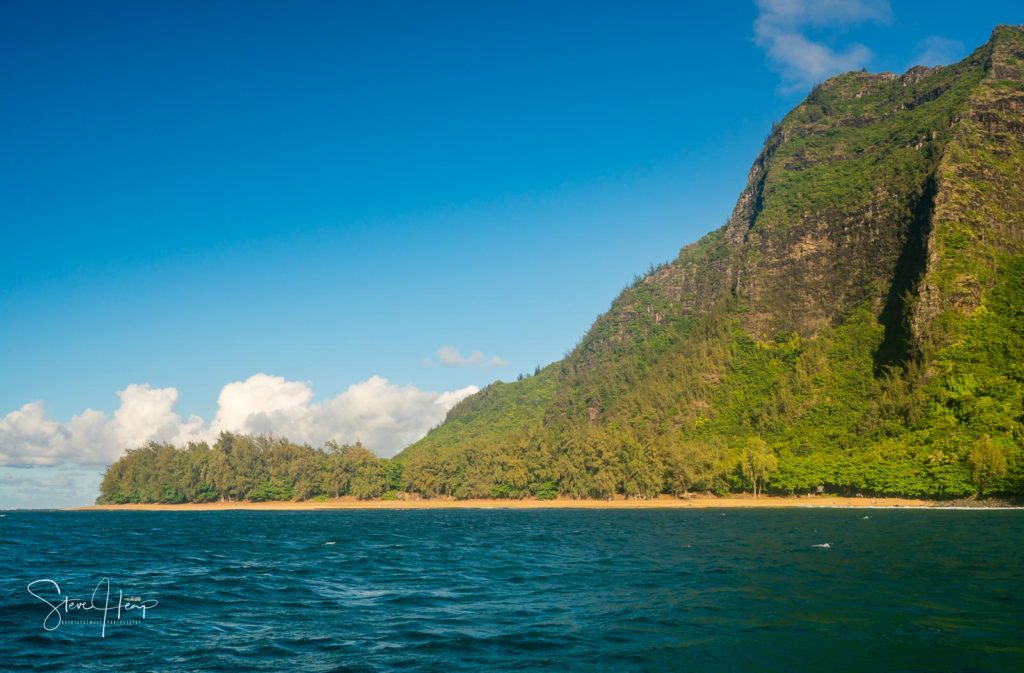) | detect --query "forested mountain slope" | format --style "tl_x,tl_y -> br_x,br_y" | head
396,26 -> 1024,499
